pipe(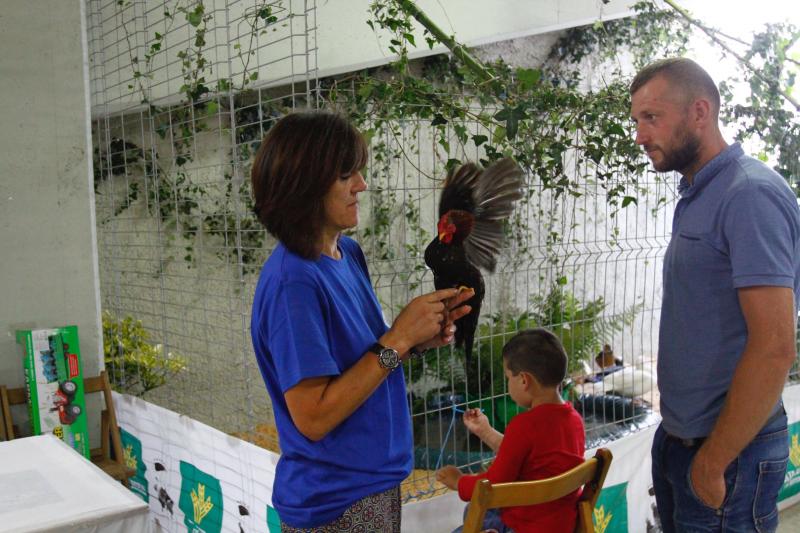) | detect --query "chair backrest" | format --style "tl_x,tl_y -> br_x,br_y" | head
462,448 -> 613,533
0,383 -> 26,439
